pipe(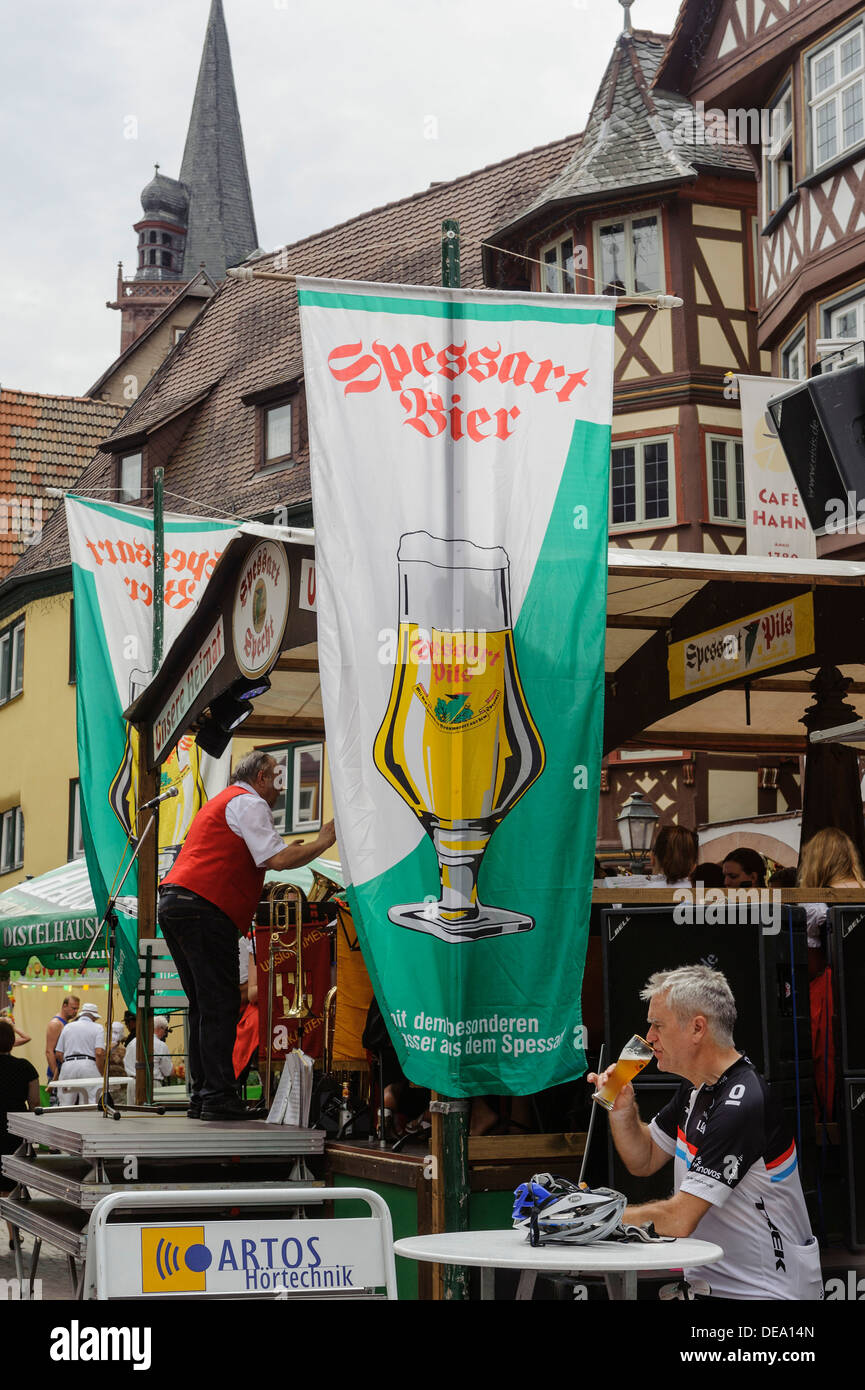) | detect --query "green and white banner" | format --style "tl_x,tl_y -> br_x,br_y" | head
299,277 -> 614,1095
66,496 -> 238,1002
